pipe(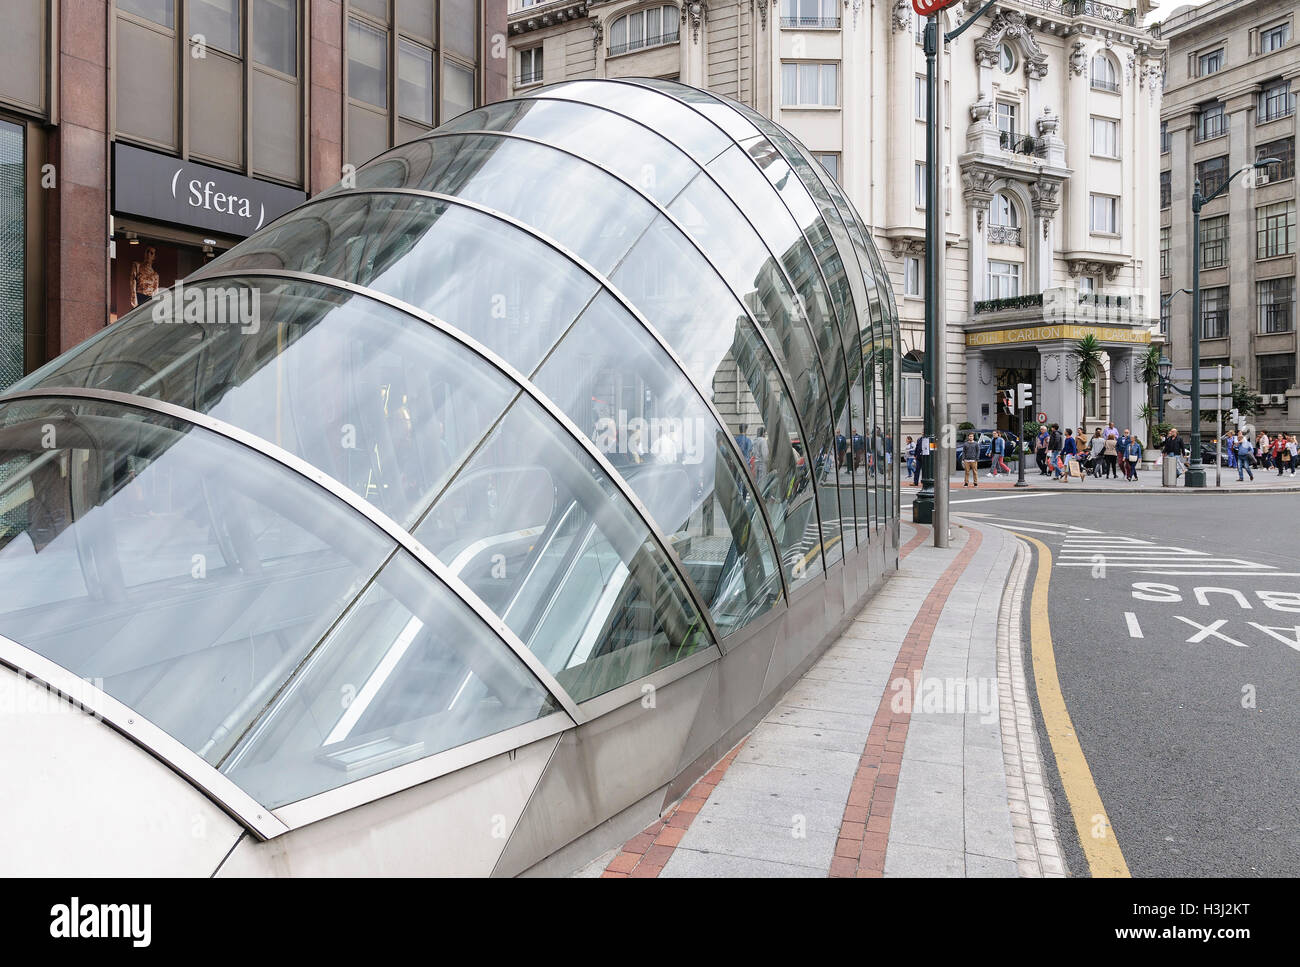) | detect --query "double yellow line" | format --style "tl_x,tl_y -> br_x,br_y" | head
1010,531 -> 1131,878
